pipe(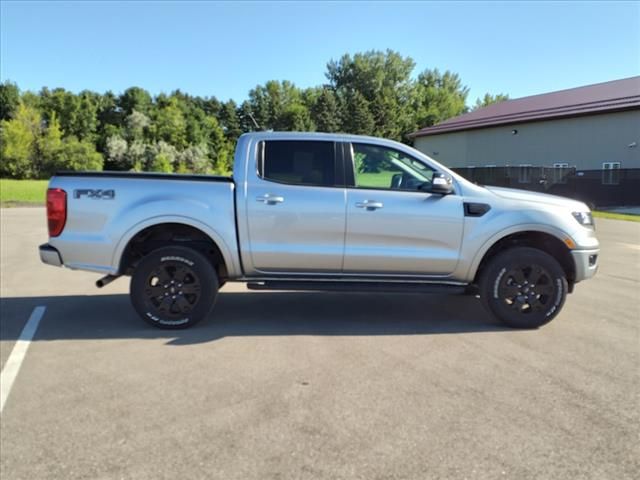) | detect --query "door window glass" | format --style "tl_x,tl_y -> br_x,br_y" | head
351,143 -> 434,191
260,141 -> 336,187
